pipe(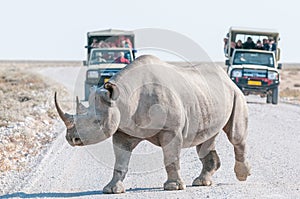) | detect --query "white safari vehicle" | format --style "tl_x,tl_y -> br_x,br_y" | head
225,27 -> 282,104
84,29 -> 136,100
